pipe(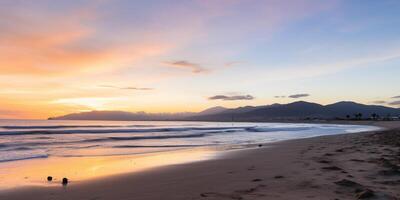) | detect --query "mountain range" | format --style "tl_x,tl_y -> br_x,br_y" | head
49,101 -> 400,122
